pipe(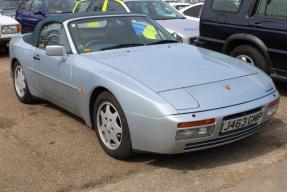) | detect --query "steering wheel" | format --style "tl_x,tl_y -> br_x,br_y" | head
84,40 -> 105,48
